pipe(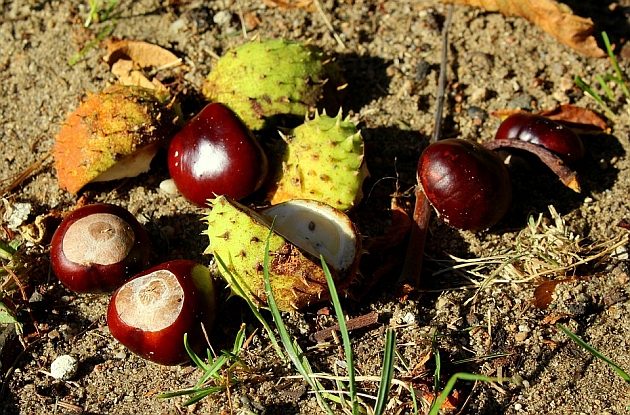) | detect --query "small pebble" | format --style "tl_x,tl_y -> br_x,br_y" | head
507,93 -> 534,110
402,312 -> 416,325
28,292 -> 43,303
213,10 -> 232,26
467,106 -> 487,121
50,355 -> 78,380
